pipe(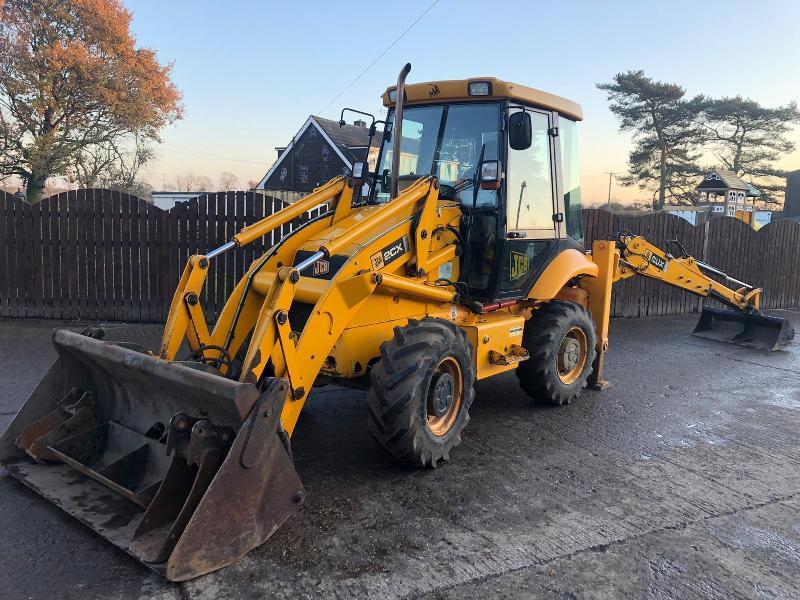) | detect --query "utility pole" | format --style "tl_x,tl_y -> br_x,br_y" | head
605,172 -> 618,206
